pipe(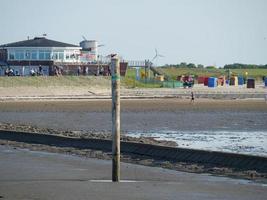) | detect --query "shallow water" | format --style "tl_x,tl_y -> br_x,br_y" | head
127,130 -> 267,156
